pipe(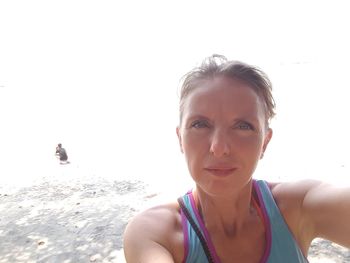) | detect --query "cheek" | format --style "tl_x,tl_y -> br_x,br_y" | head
233,135 -> 264,158
183,130 -> 204,148
182,137 -> 201,161
182,134 -> 208,167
